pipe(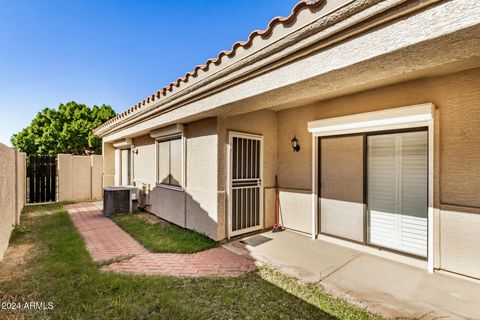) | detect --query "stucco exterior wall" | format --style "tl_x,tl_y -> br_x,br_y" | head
217,109 -> 277,239
132,134 -> 188,228
58,154 -> 103,202
0,145 -> 25,260
132,134 -> 156,188
130,119 -> 220,239
185,118 -> 219,239
439,210 -> 480,279
276,67 -> 480,278
150,187 -> 186,227
15,152 -> 26,225
102,142 -> 115,187
278,189 -> 312,234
